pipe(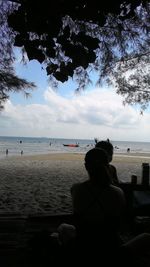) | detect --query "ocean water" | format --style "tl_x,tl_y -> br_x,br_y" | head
0,136 -> 150,159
